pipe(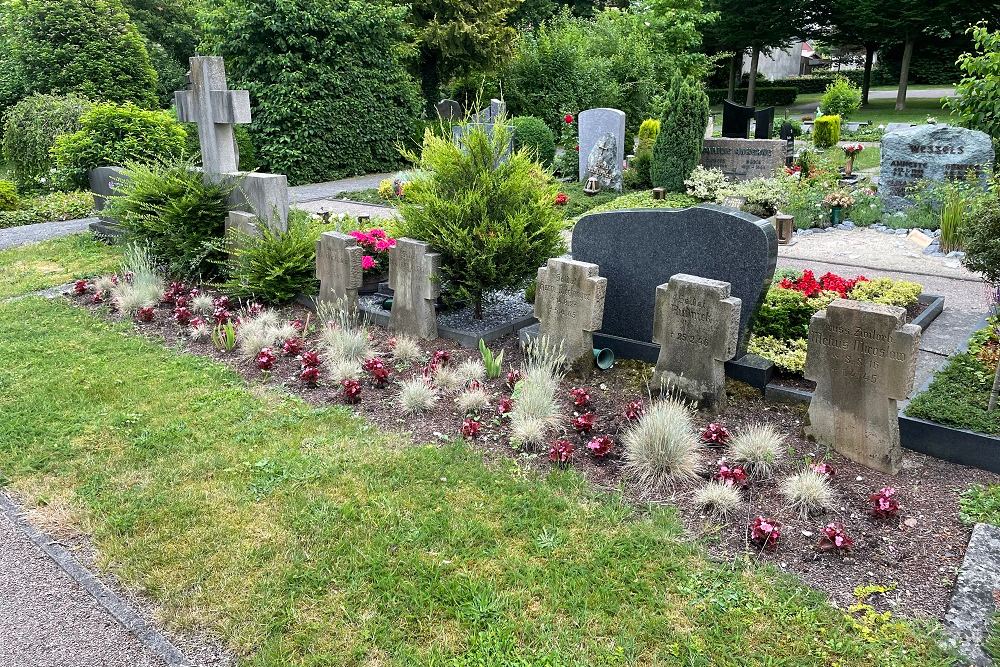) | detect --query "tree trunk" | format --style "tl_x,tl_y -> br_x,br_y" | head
895,34 -> 915,112
474,295 -> 484,320
861,44 -> 876,106
746,47 -> 760,107
727,53 -> 739,101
